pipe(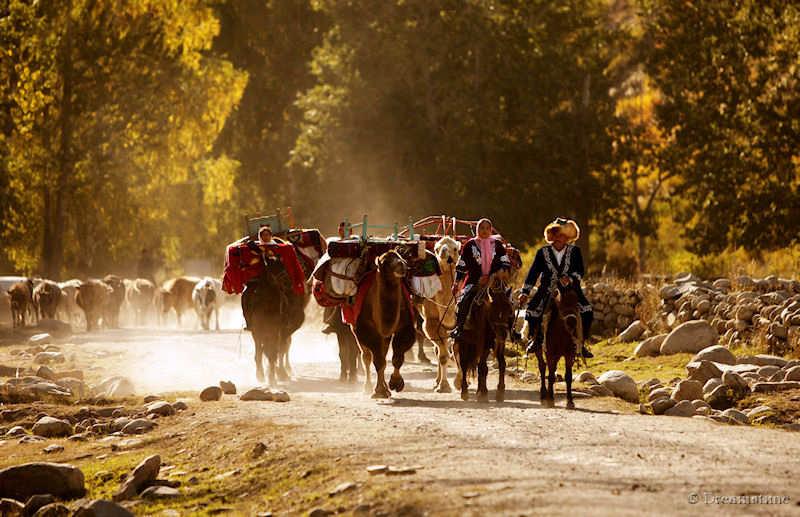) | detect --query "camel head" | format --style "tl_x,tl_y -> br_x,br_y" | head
434,236 -> 461,266
375,250 -> 407,283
